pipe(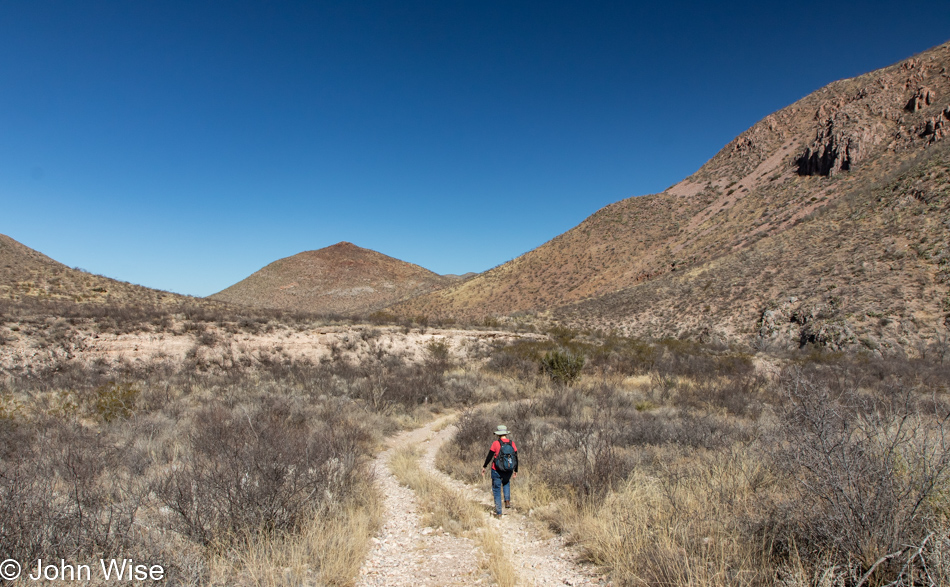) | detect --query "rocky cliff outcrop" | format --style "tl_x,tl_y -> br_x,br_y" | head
796,116 -> 880,177
906,86 -> 937,112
